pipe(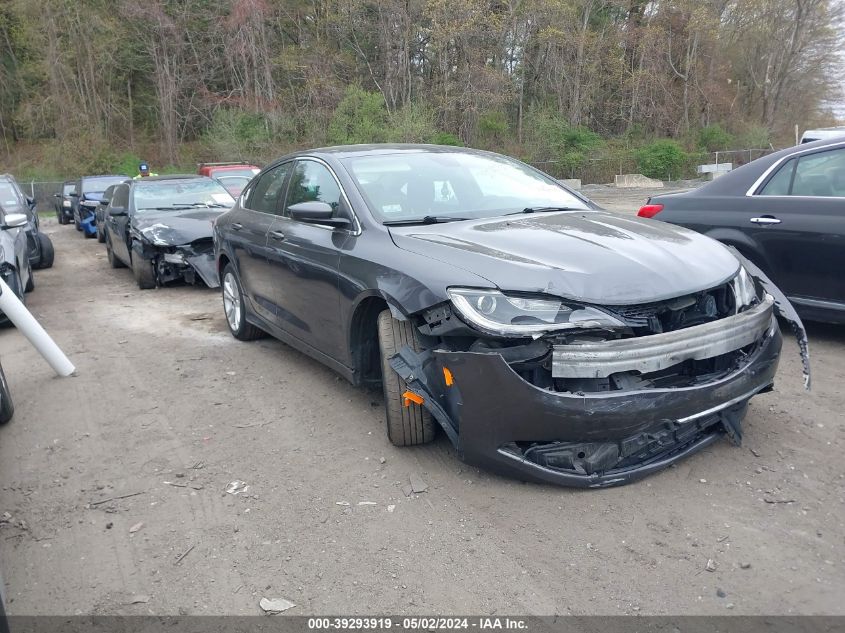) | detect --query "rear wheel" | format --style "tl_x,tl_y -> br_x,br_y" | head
222,264 -> 264,341
96,221 -> 106,243
106,235 -> 125,268
377,310 -> 435,446
0,360 -> 14,424
131,251 -> 156,289
34,233 -> 54,269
